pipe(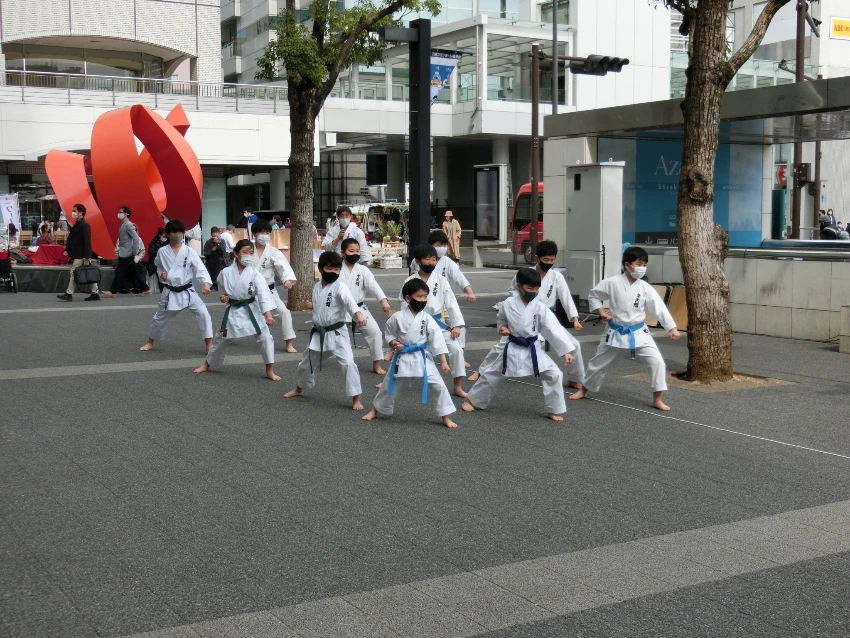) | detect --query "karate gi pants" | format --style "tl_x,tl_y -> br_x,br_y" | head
271,288 -> 296,342
468,364 -> 566,415
351,305 -> 383,362
444,331 -> 466,378
205,331 -> 274,368
475,334 -> 585,384
372,374 -> 456,417
148,293 -> 213,341
296,341 -> 362,397
582,339 -> 668,393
